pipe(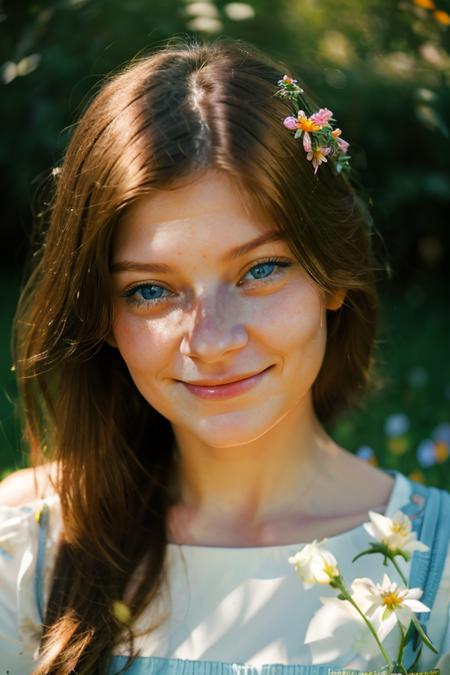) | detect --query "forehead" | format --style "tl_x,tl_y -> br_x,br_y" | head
112,169 -> 283,259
